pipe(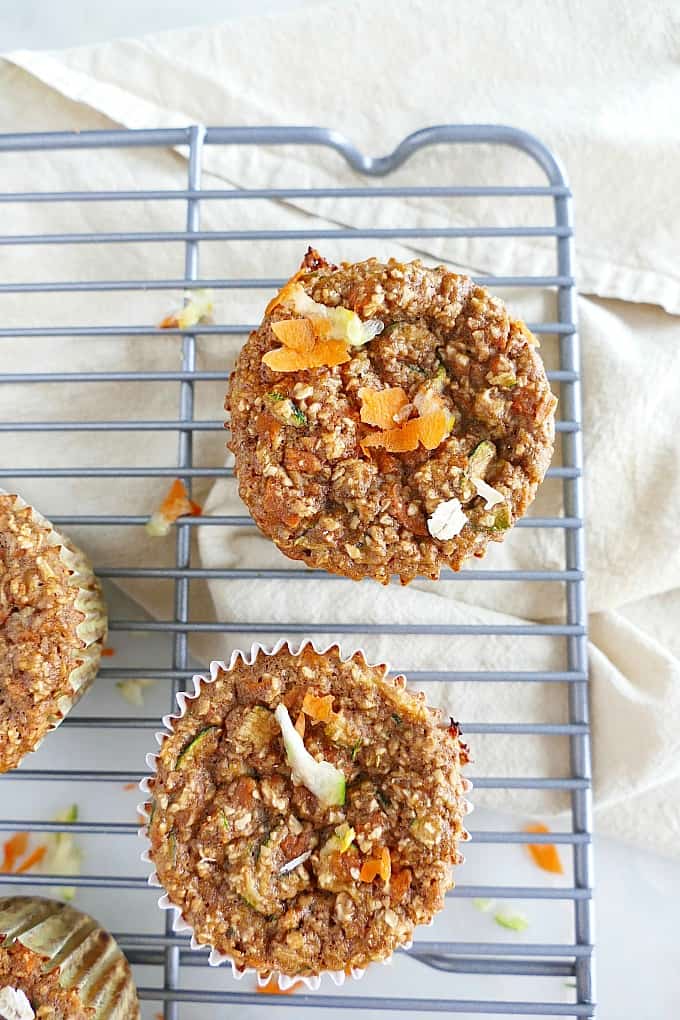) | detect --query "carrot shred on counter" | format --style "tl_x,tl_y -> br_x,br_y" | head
146,479 -> 203,537
257,976 -> 302,995
15,845 -> 47,874
123,782 -> 138,791
301,691 -> 334,722
159,478 -> 203,520
524,822 -> 564,874
1,832 -> 29,872
359,846 -> 391,883
101,647 -> 116,657
1,833 -> 48,875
